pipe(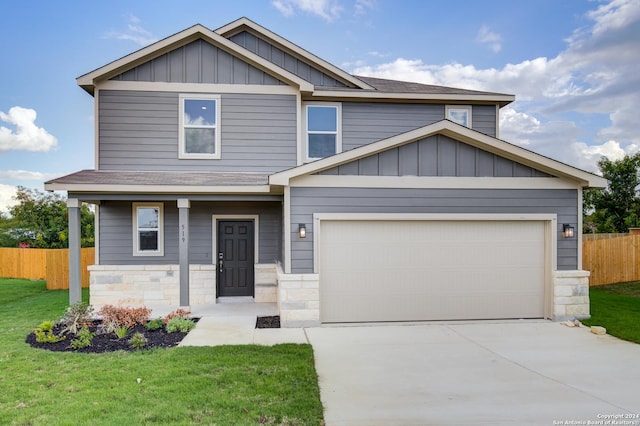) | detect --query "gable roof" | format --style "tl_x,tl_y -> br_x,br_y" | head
216,17 -> 374,90
77,24 -> 314,95
269,120 -> 607,189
